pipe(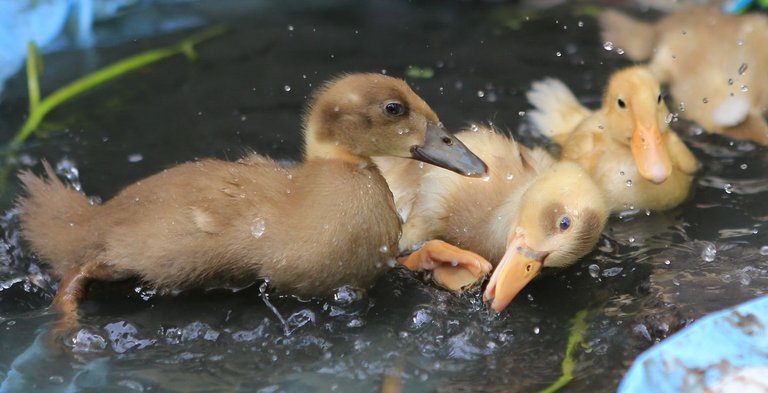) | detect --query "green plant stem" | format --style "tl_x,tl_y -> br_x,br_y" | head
539,309 -> 589,393
11,24 -> 227,147
26,42 -> 41,113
